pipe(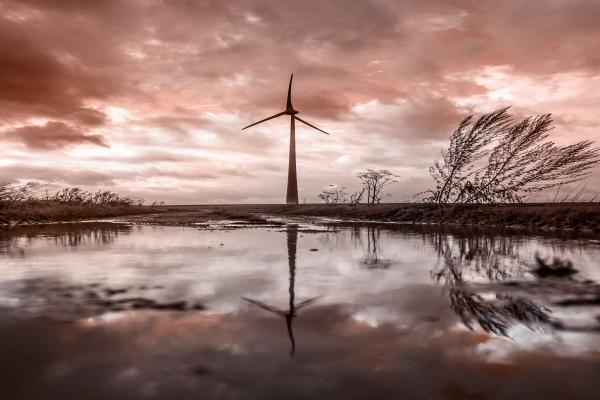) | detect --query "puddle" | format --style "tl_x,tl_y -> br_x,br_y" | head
1,222 -> 599,399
